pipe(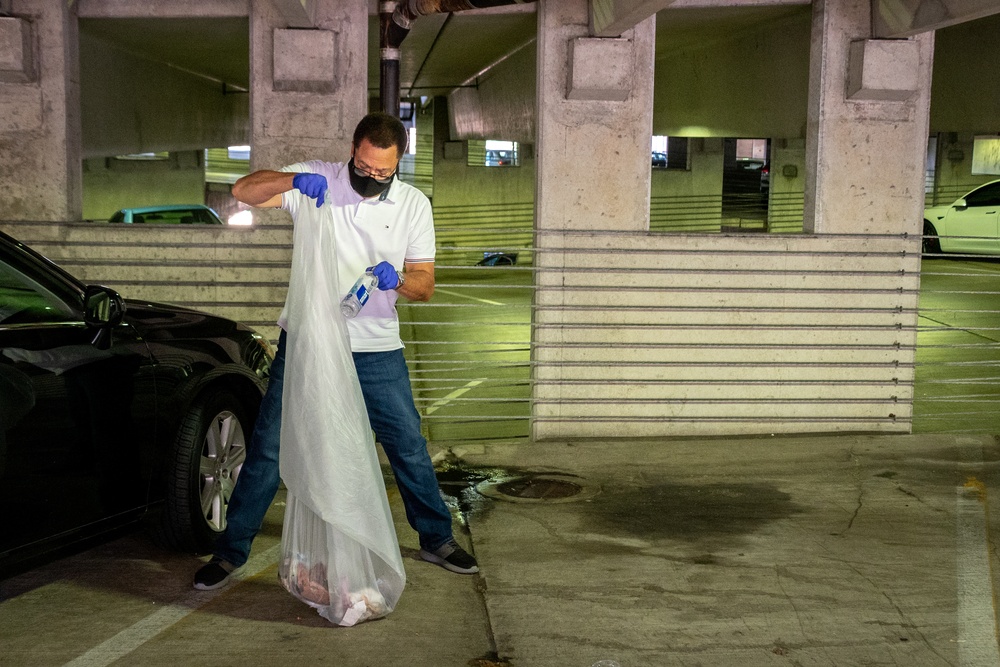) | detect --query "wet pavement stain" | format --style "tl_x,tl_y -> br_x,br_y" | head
432,463 -> 803,545
434,462 -> 580,516
434,463 -> 509,520
582,481 -> 803,542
